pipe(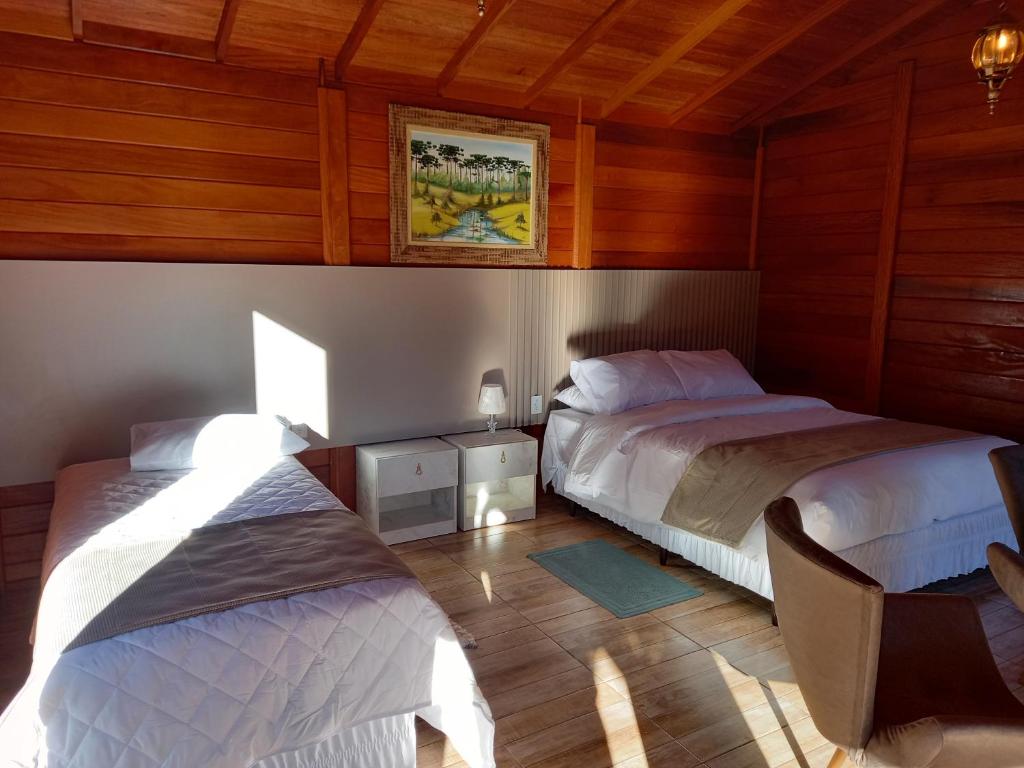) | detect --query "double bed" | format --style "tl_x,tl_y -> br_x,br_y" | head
1,447 -> 495,768
543,384 -> 1015,601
